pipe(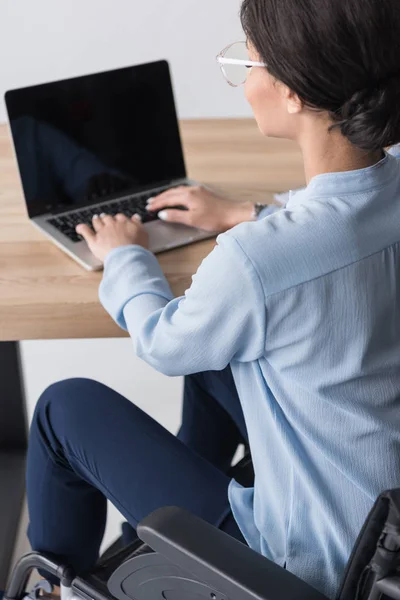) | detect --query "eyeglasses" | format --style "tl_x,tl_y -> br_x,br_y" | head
216,41 -> 267,87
